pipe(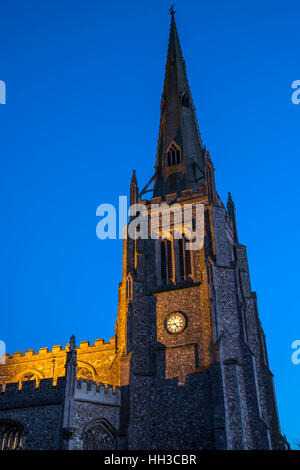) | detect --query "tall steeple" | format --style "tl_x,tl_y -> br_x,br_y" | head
153,11 -> 205,199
